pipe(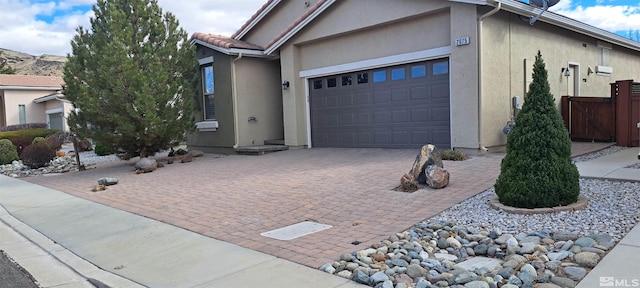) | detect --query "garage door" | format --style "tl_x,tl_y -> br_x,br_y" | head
309,59 -> 451,149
